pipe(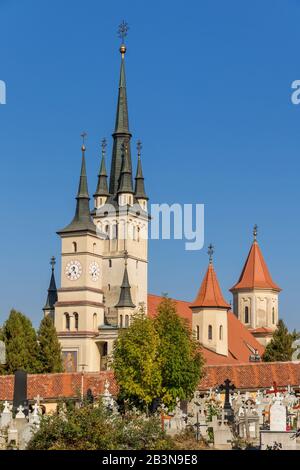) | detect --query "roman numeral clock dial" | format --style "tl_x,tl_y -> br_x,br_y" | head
65,260 -> 82,281
89,261 -> 100,282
